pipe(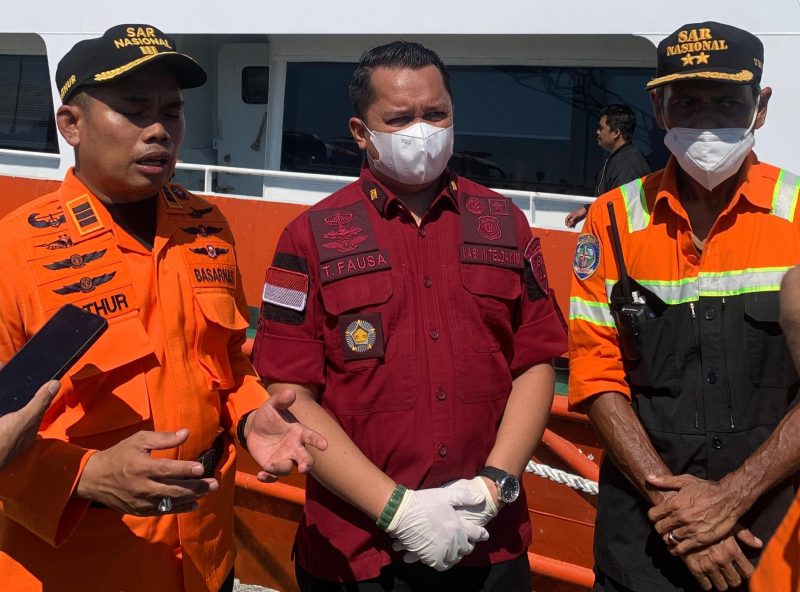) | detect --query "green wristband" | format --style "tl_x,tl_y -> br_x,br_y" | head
376,484 -> 407,531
